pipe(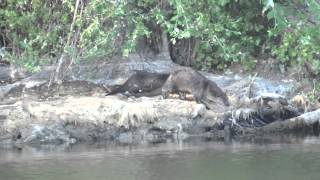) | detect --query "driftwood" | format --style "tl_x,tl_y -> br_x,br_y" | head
260,109 -> 320,134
